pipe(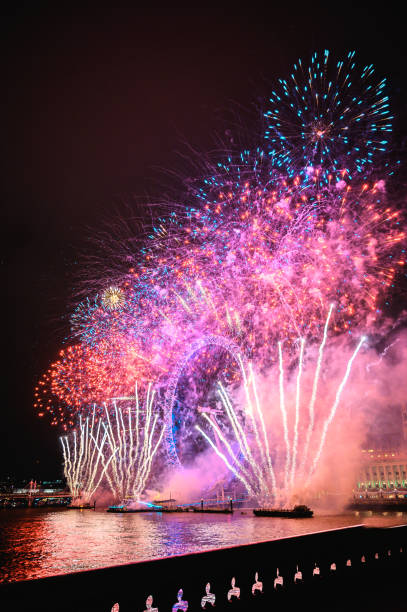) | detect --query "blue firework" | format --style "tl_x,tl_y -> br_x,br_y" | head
264,50 -> 392,178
